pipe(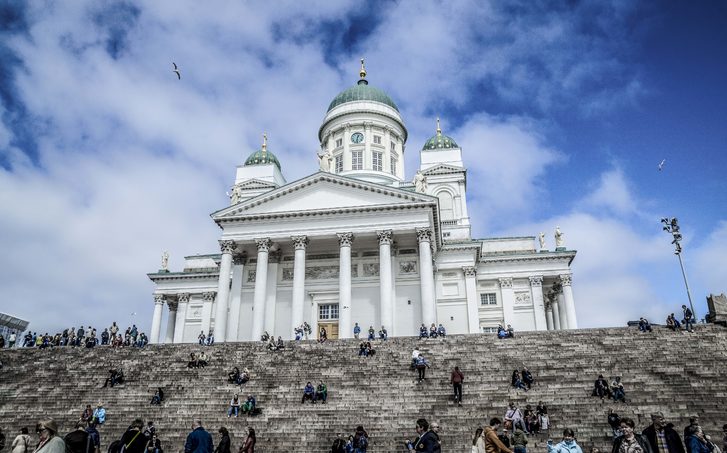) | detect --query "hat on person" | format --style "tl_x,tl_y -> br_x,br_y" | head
97,402 -> 103,407
37,419 -> 59,434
